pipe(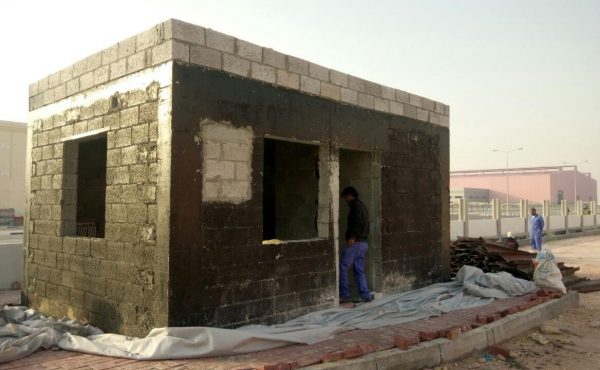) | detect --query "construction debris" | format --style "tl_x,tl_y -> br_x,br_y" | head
450,237 -> 579,281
